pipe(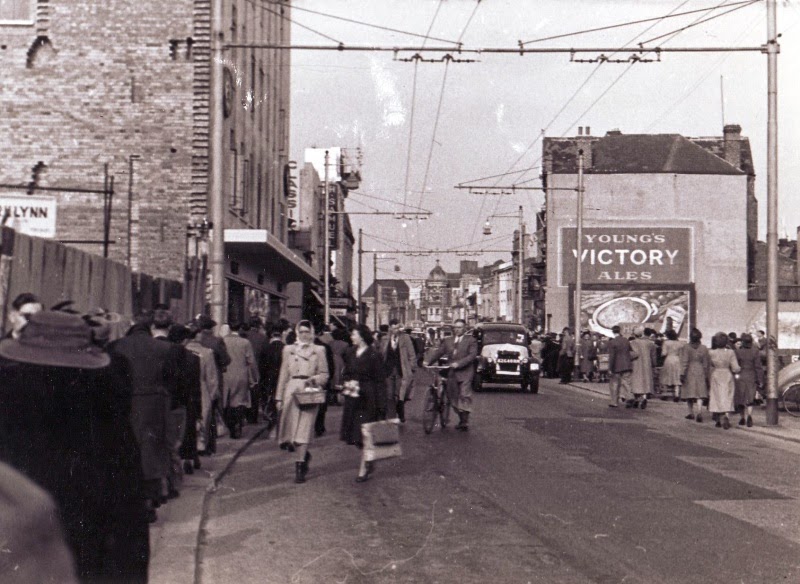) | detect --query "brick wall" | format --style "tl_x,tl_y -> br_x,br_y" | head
0,0 -> 197,281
